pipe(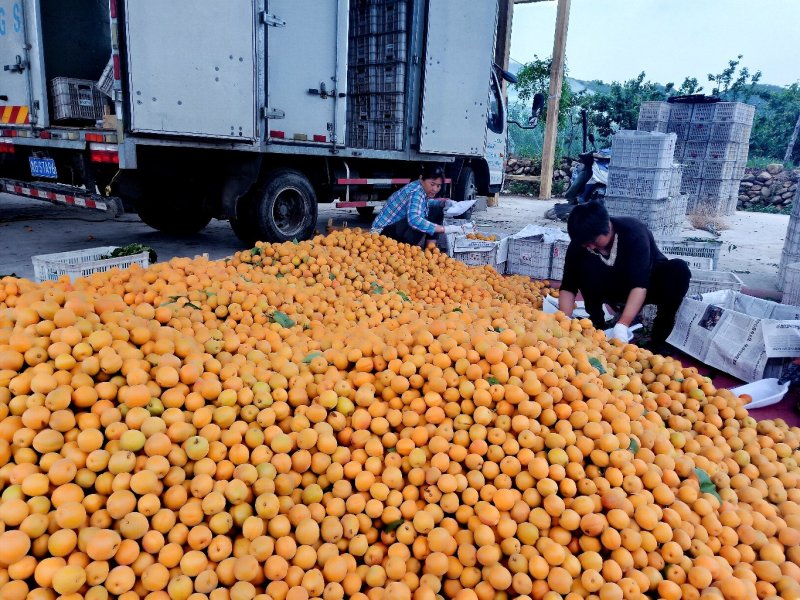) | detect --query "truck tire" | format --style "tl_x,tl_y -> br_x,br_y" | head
252,169 -> 318,243
135,180 -> 213,235
453,166 -> 477,202
229,193 -> 259,246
